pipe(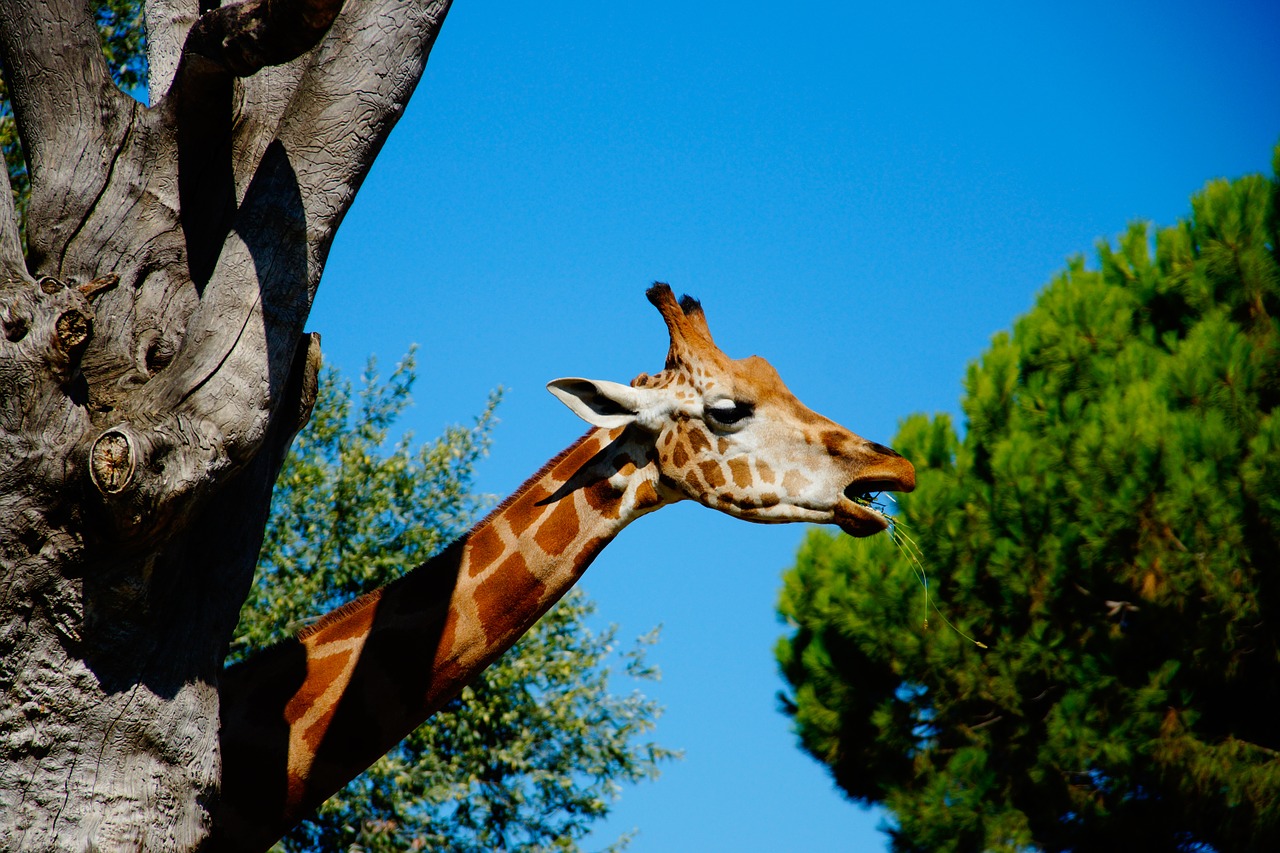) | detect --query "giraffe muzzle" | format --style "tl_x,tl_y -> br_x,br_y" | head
835,461 -> 916,537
